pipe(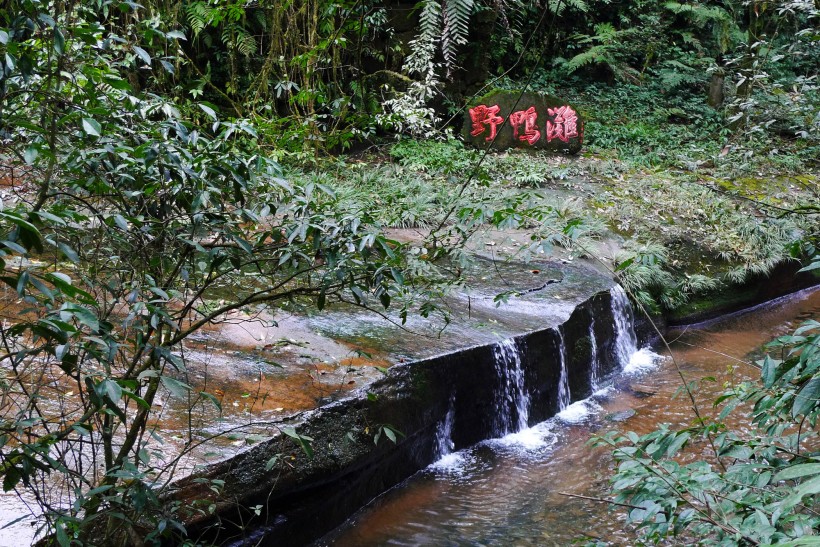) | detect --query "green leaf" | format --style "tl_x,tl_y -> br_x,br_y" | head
23,146 -> 38,165
198,103 -> 218,121
782,474 -> 820,511
160,376 -> 191,398
792,377 -> 820,418
165,30 -> 187,41
113,214 -> 129,231
265,454 -> 280,471
97,379 -> 122,405
761,355 -> 779,388
774,463 -> 820,481
62,305 -> 99,332
615,257 -> 634,272
383,426 -> 397,443
200,391 -> 222,413
55,522 -> 70,547
2,465 -> 21,492
798,260 -> 820,273
133,45 -> 151,65
82,118 -> 101,137
765,538 -> 820,547
53,27 -> 65,55
57,242 -> 80,263
281,427 -> 314,458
